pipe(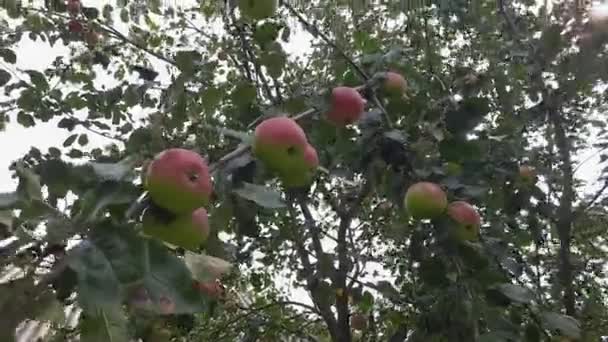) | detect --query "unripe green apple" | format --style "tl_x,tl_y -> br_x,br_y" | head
447,201 -> 481,241
384,71 -> 407,95
280,143 -> 319,188
253,116 -> 309,175
518,165 -> 536,184
404,182 -> 448,219
326,86 -> 365,126
142,207 -> 210,251
238,0 -> 277,20
145,148 -> 213,215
